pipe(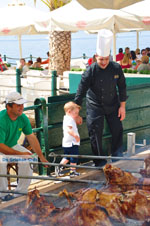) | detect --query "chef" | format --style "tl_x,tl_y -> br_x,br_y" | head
74,29 -> 127,167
